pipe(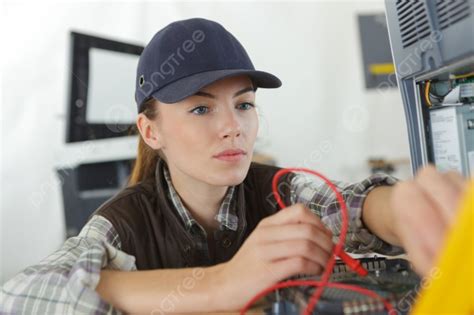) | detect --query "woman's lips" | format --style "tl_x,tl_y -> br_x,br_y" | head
213,152 -> 246,162
213,148 -> 247,161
